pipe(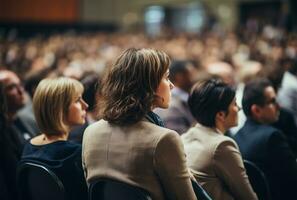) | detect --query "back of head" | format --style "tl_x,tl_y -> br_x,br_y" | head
188,78 -> 235,127
33,77 -> 83,135
206,62 -> 235,86
169,60 -> 197,91
242,78 -> 272,118
169,60 -> 191,81
99,48 -> 170,126
80,74 -> 100,112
